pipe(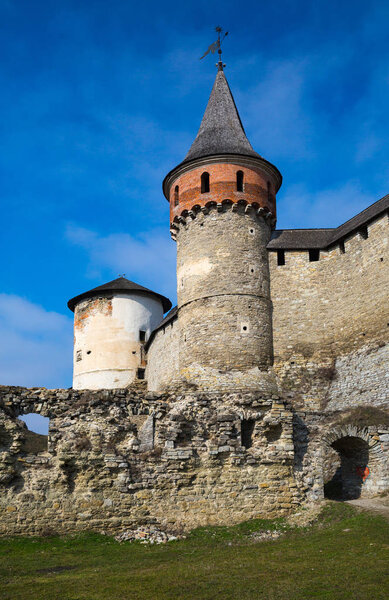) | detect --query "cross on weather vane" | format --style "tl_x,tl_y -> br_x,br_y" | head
200,26 -> 229,70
